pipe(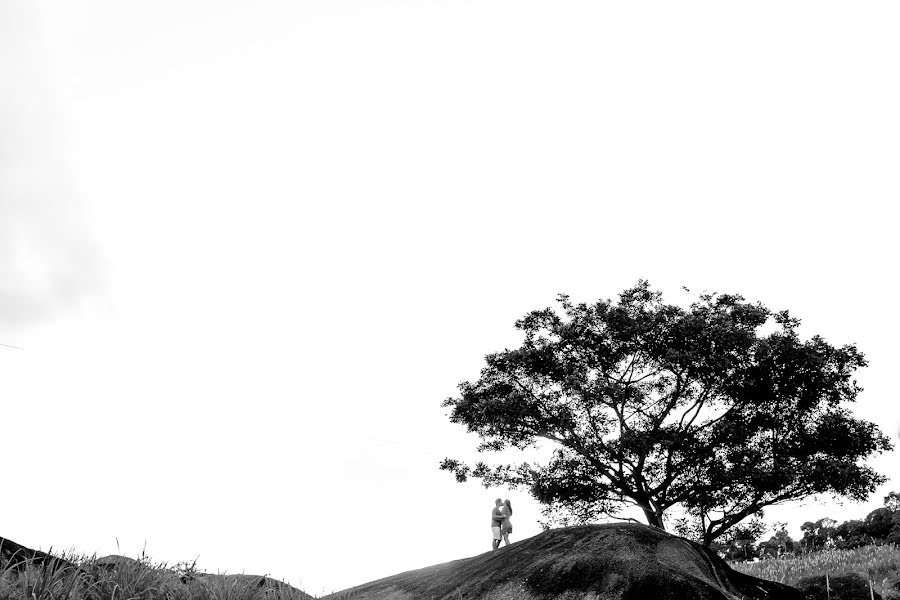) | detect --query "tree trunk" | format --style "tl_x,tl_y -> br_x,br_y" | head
640,506 -> 666,531
702,529 -> 716,546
